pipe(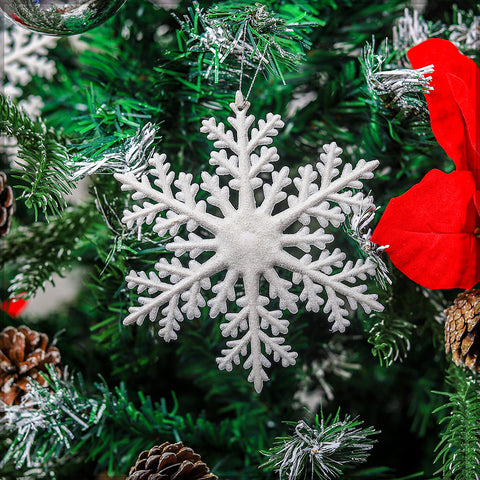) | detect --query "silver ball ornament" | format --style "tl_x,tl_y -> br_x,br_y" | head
0,0 -> 127,35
